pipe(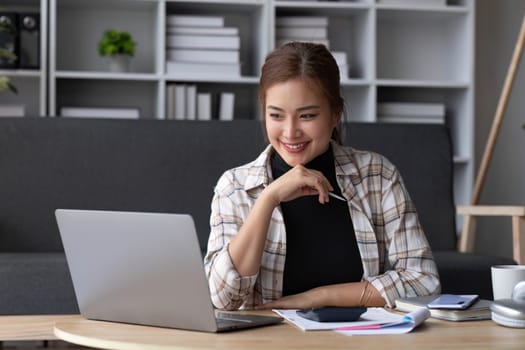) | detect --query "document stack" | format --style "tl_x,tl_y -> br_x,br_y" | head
275,16 -> 330,49
165,14 -> 241,78
377,102 -> 446,124
166,84 -> 235,121
60,107 -> 140,119
0,104 -> 25,117
275,16 -> 348,79
331,51 -> 350,80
